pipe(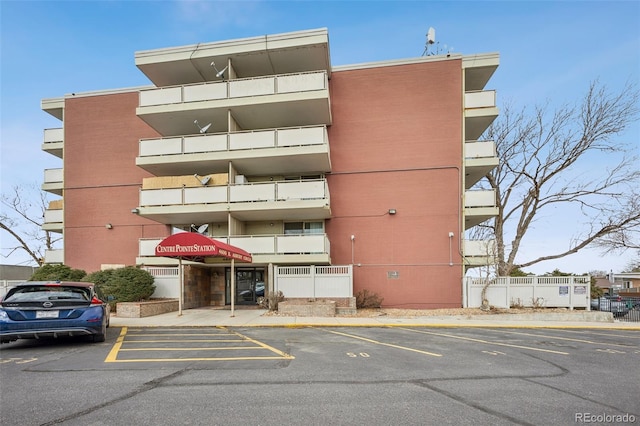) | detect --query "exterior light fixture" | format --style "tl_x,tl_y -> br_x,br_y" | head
131,208 -> 140,214
388,209 -> 397,215
105,223 -> 113,229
